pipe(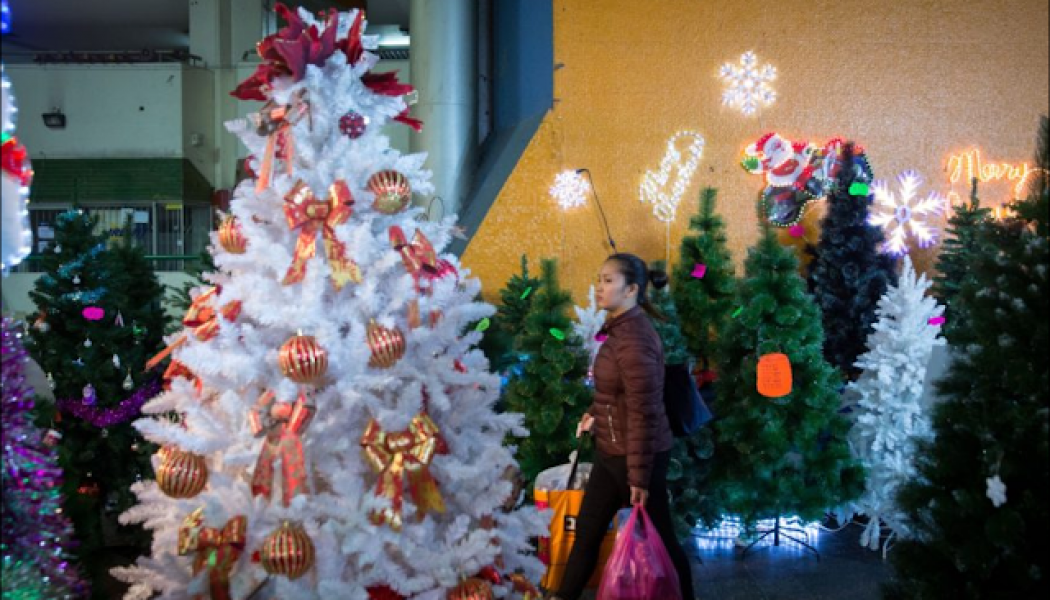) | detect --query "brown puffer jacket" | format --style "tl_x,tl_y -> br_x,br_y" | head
588,305 -> 673,489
